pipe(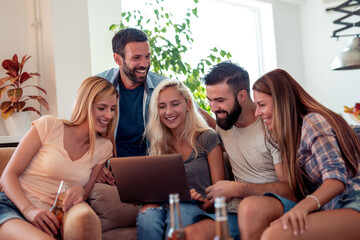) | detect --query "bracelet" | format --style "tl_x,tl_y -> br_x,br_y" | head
306,195 -> 321,210
22,205 -> 35,215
